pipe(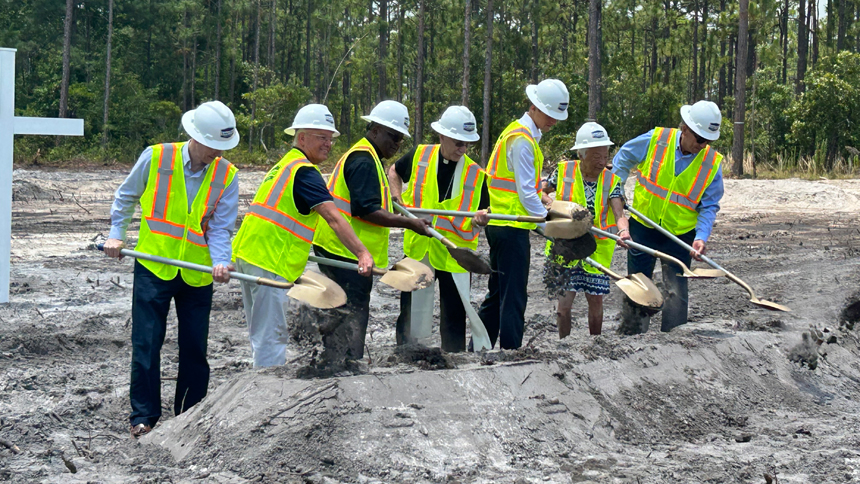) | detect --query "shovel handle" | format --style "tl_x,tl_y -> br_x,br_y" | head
624,205 -> 729,274
307,255 -> 386,275
96,245 -> 293,289
393,202 -> 458,248
404,207 -> 545,223
582,256 -> 624,281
